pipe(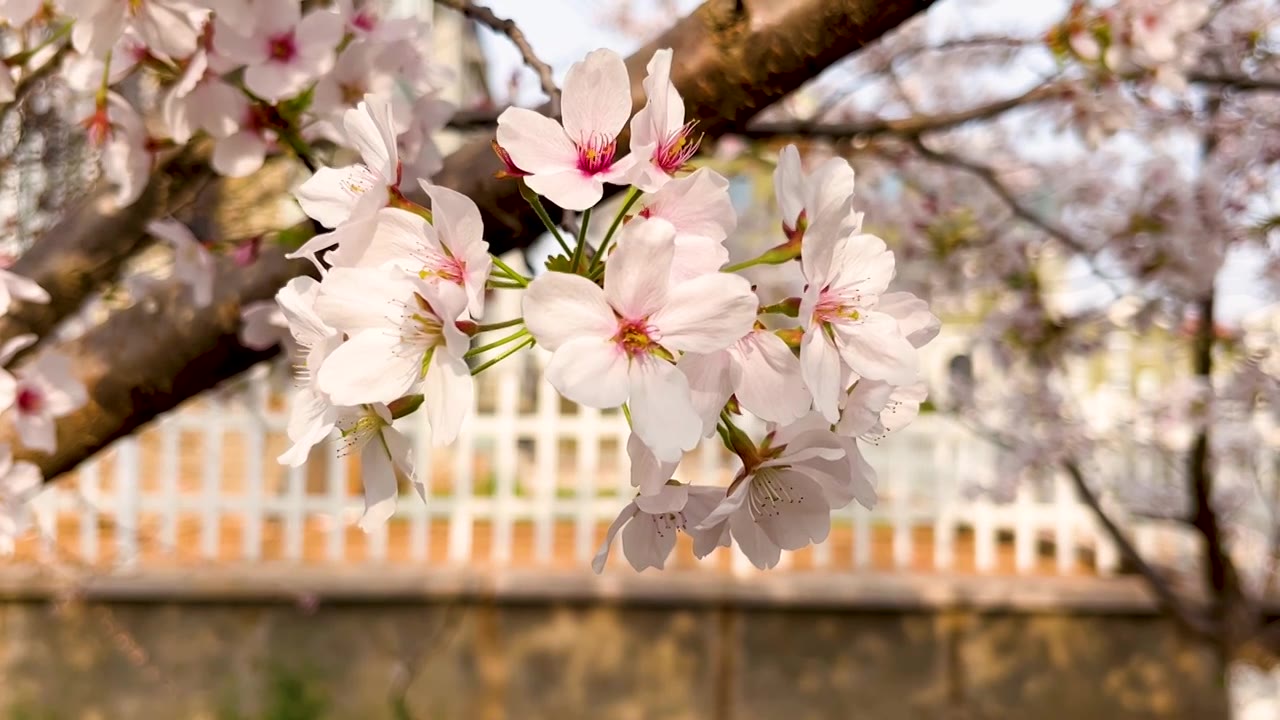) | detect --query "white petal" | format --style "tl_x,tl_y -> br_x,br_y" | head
278,388 -> 336,467
0,271 -> 48,306
698,479 -> 749,531
634,483 -> 688,514
801,330 -> 843,423
345,95 -> 398,180
357,432 -> 398,531
621,510 -> 678,572
0,336 -> 34,366
832,312 -> 919,386
877,291 -> 940,348
729,506 -> 782,570
495,107 -> 576,174
591,502 -> 637,573
837,379 -> 893,438
313,266 -> 410,334
605,217 -> 674,320
733,331 -> 810,425
774,145 -> 804,229
544,336 -> 630,408
677,350 -> 733,437
649,273 -> 755,353
627,358 -> 701,463
754,472 -> 830,551
423,350 -> 472,445
211,131 -> 267,177
17,412 -> 56,454
524,170 -> 604,212
627,432 -> 679,497
561,48 -> 631,142
317,331 -> 421,405
522,272 -> 615,351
